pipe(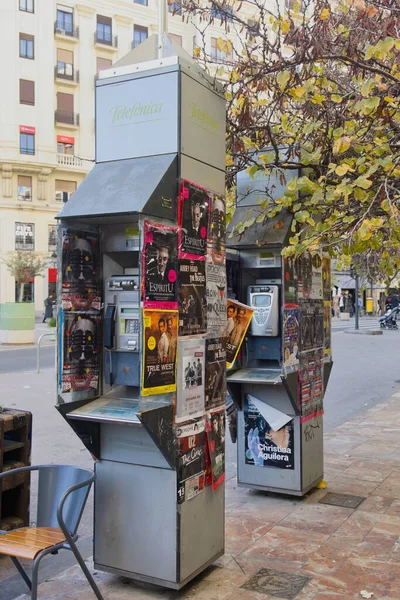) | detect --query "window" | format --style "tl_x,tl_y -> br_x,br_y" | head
96,57 -> 112,73
97,15 -> 112,44
48,225 -> 57,252
211,36 -> 233,63
57,136 -> 74,154
20,33 -> 34,59
20,0 -> 34,13
56,5 -> 73,33
133,25 -> 148,48
169,33 -> 182,46
18,176 -> 32,202
56,92 -> 74,124
15,222 -> 34,251
134,0 -> 148,5
211,3 -> 233,20
20,79 -> 35,106
168,0 -> 182,14
16,281 -> 34,303
55,180 -> 76,203
56,48 -> 73,78
20,132 -> 35,155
